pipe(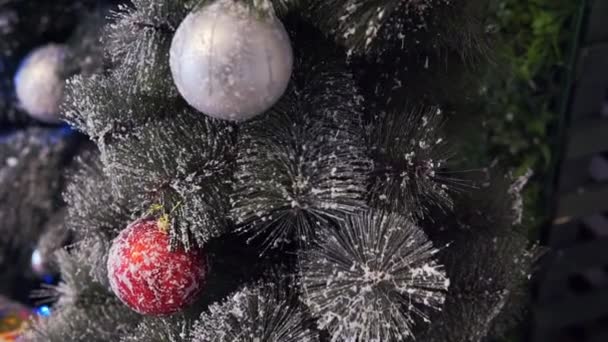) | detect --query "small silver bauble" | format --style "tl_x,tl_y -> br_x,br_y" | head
170,0 -> 293,121
14,44 -> 67,123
